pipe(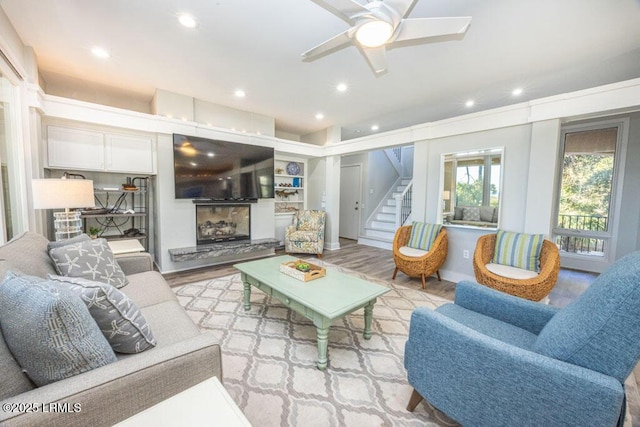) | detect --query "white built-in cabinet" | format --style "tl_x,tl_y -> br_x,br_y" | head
274,157 -> 307,245
47,126 -> 154,174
